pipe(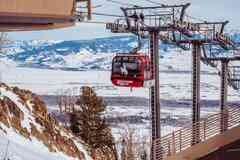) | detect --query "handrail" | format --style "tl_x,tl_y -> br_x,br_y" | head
154,107 -> 240,160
